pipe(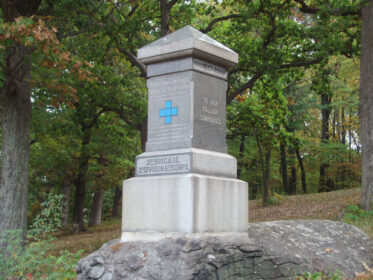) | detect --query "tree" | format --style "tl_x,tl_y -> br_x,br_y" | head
228,74 -> 289,205
312,65 -> 334,192
0,1 -> 42,249
360,0 -> 373,210
0,0 -> 95,246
